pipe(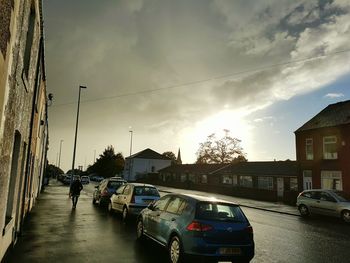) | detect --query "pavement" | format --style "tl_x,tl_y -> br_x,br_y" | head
2,180 -> 300,263
155,185 -> 300,216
